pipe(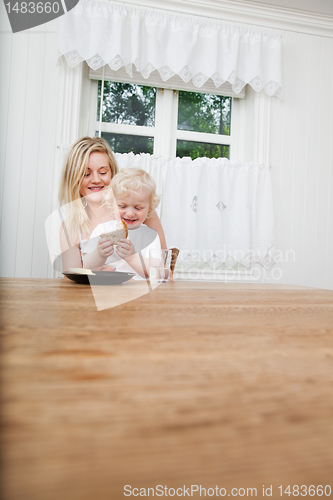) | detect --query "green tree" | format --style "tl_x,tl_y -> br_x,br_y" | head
176,141 -> 229,160
178,91 -> 231,136
101,132 -> 153,155
98,82 -> 231,158
97,82 -> 156,126
97,81 -> 156,154
177,91 -> 231,159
